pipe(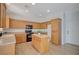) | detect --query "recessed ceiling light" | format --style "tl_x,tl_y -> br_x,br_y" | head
47,9 -> 50,13
6,3 -> 11,5
39,14 -> 42,16
32,3 -> 36,5
25,9 -> 29,13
